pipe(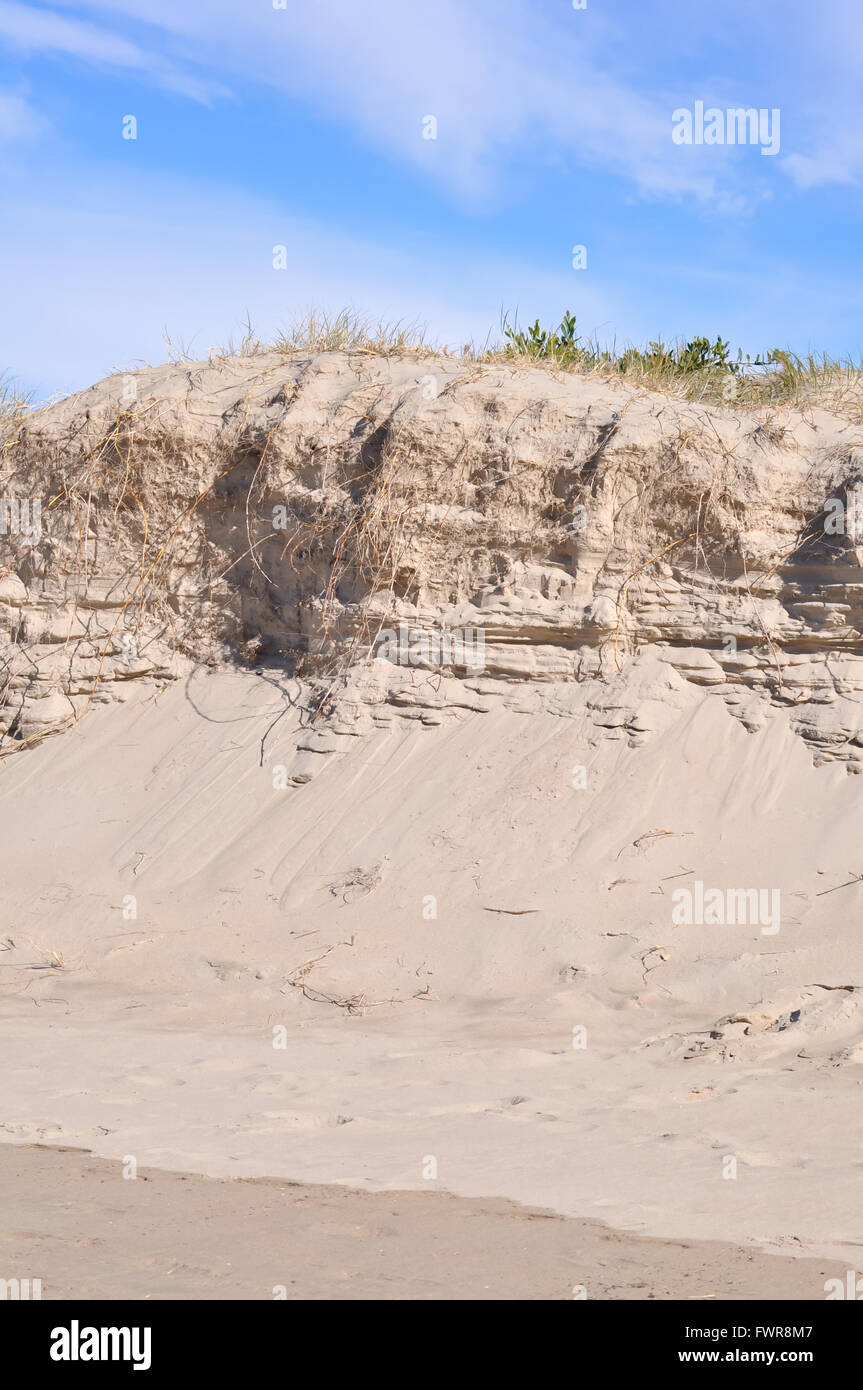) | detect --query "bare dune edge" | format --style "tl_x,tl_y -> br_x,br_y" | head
2,353 -> 863,1296
2,1144 -> 851,1301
